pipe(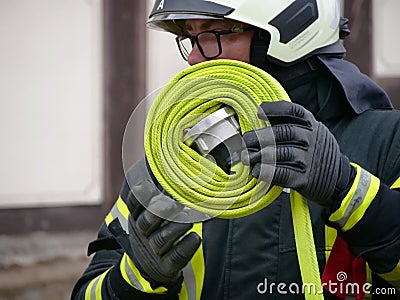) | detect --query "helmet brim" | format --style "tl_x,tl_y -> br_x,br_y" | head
147,13 -> 224,35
